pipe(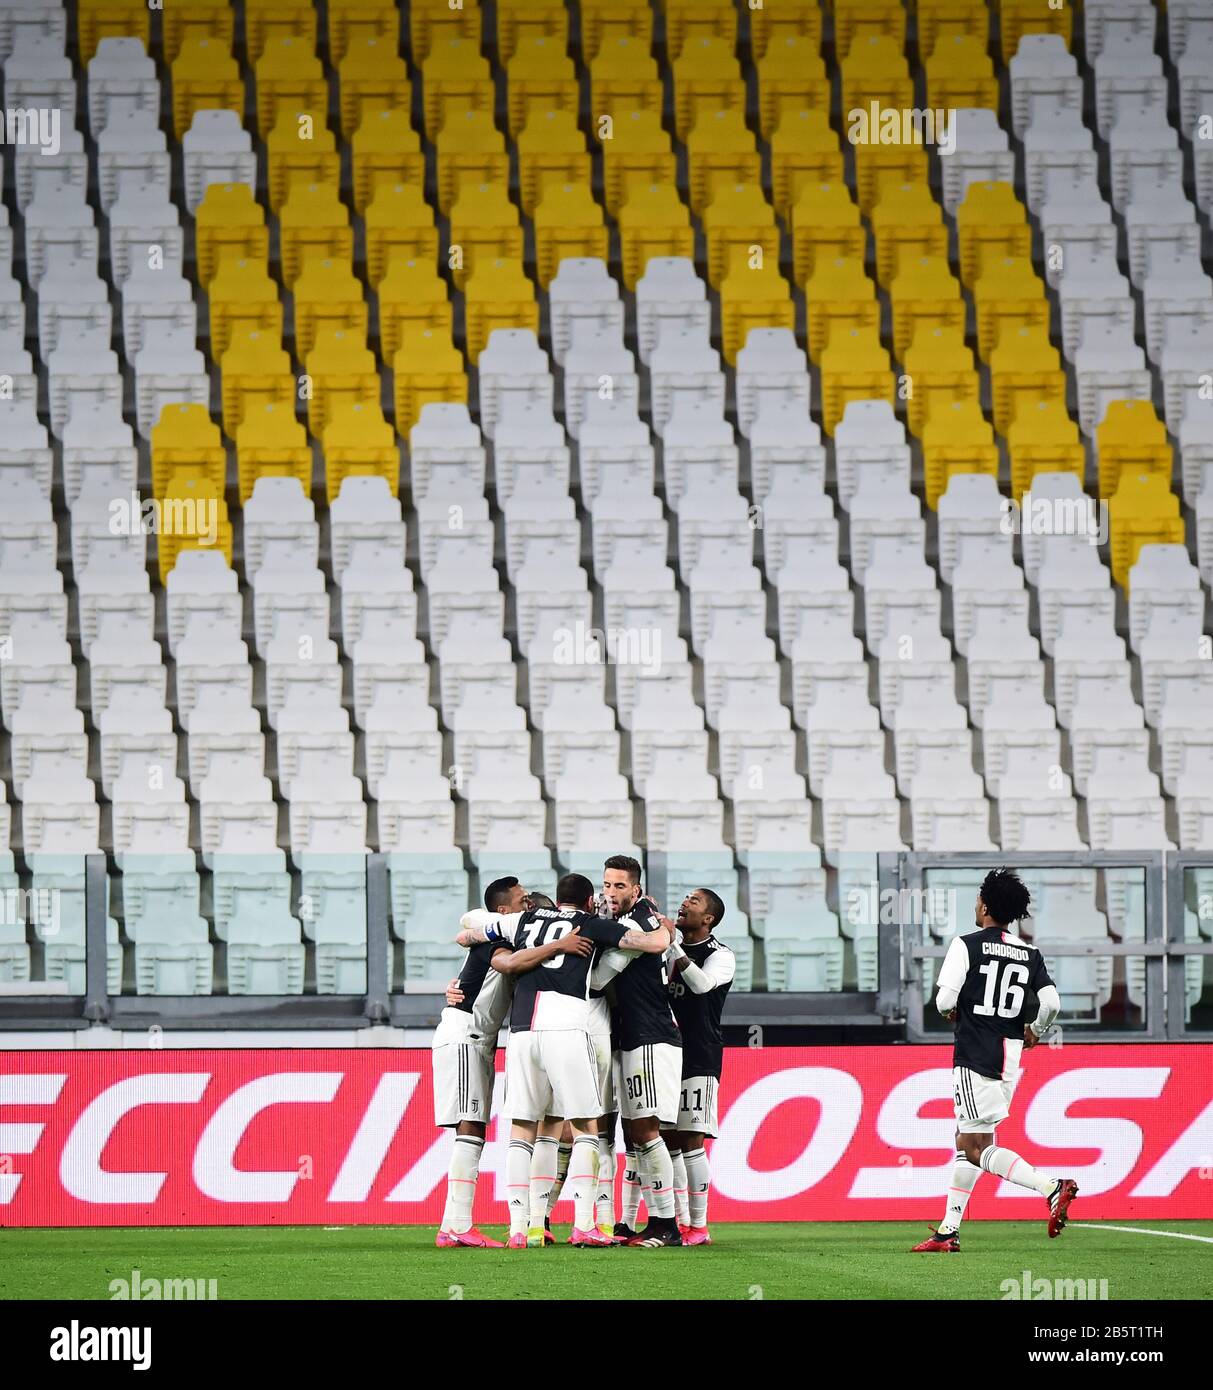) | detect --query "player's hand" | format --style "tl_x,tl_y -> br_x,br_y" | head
1023,1024 -> 1040,1049
942,1008 -> 956,1023
445,978 -> 464,1007
455,928 -> 476,948
554,926 -> 593,958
